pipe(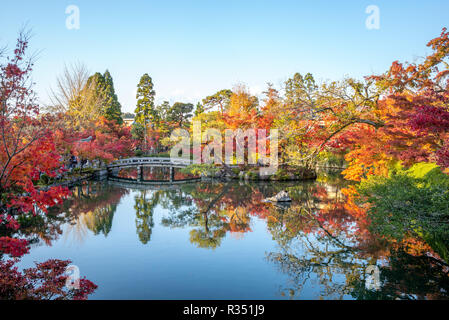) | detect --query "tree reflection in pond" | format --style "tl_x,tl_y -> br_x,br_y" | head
55,182 -> 129,242
20,173 -> 449,300
125,175 -> 449,300
134,190 -> 157,244
264,172 -> 449,300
